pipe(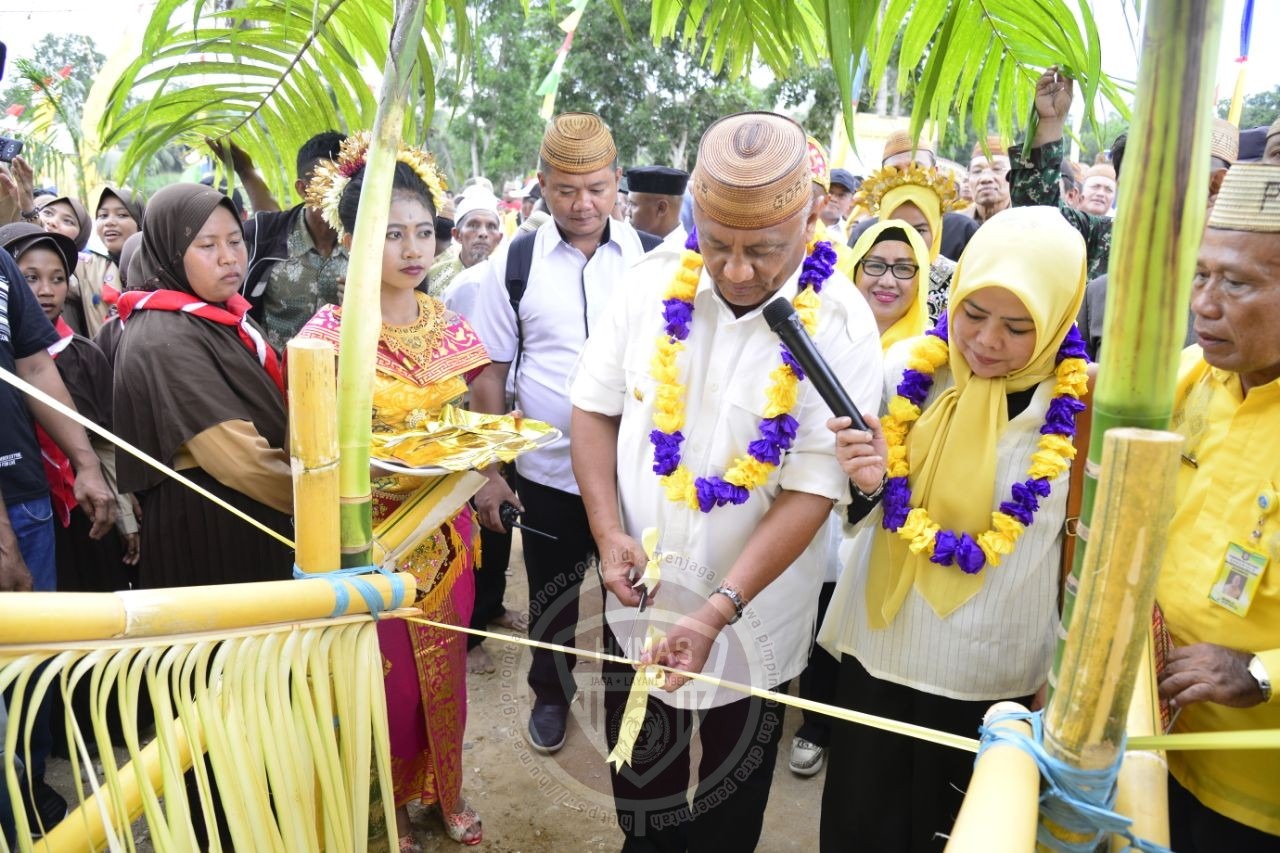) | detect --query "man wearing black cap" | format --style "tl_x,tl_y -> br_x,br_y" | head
822,168 -> 860,243
626,166 -> 690,241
